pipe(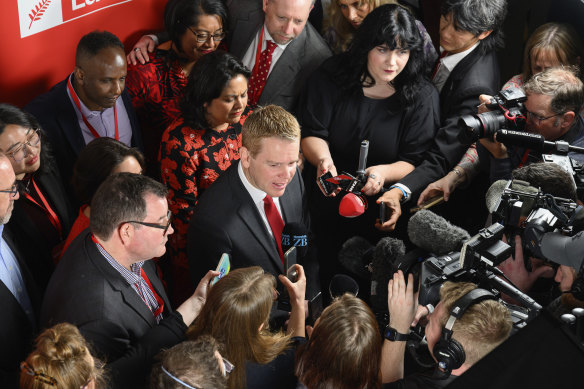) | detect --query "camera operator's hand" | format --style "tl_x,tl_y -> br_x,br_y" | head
376,188 -> 402,231
497,235 -> 555,297
477,94 -> 493,114
387,271 -> 417,333
479,132 -> 508,159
